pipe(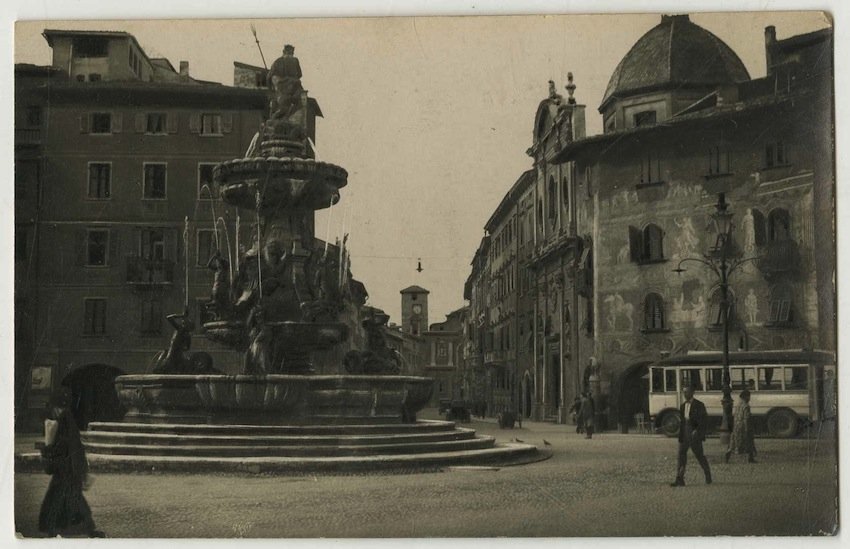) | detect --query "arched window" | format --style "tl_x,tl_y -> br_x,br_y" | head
767,284 -> 794,326
562,176 -> 570,208
643,293 -> 665,331
708,287 -> 737,328
768,208 -> 791,242
537,199 -> 544,231
548,176 -> 557,222
752,209 -> 767,246
642,224 -> 664,262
